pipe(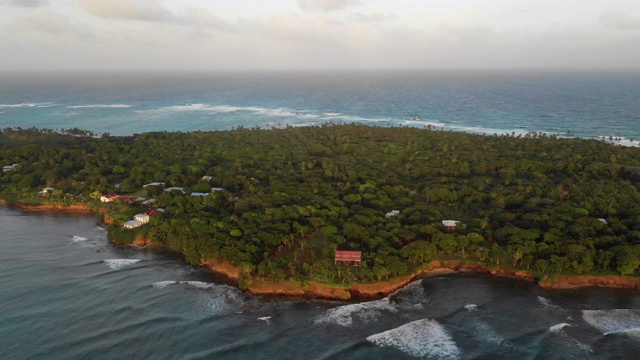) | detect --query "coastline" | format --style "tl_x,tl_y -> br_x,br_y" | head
203,258 -> 639,301
2,199 -> 639,300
